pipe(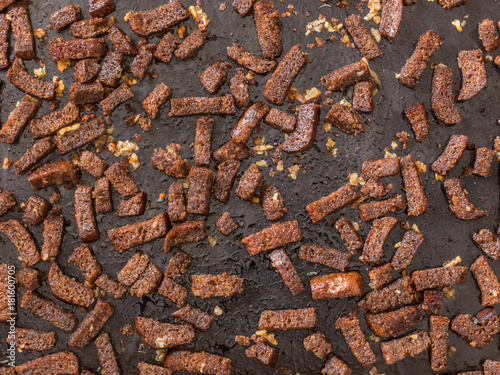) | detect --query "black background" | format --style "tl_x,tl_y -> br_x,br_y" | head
0,0 -> 499,373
